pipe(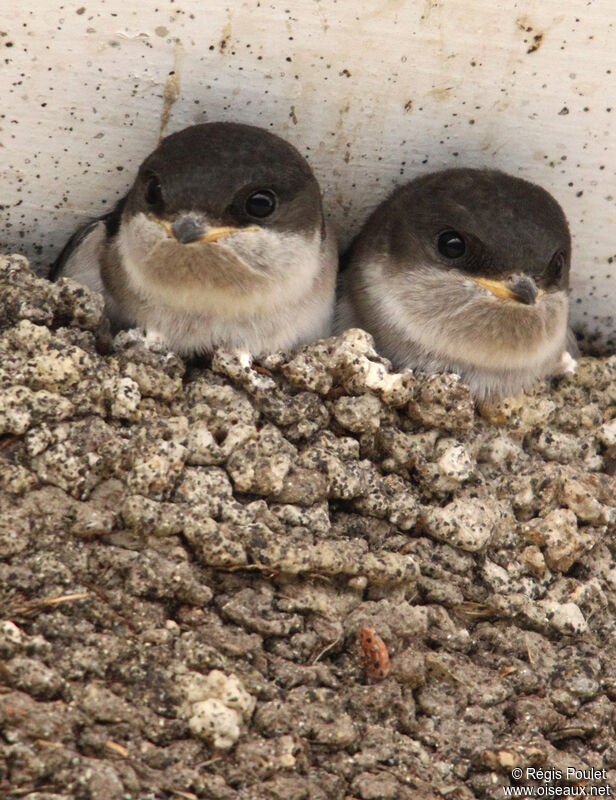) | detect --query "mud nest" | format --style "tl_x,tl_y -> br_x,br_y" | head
1,253 -> 616,799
